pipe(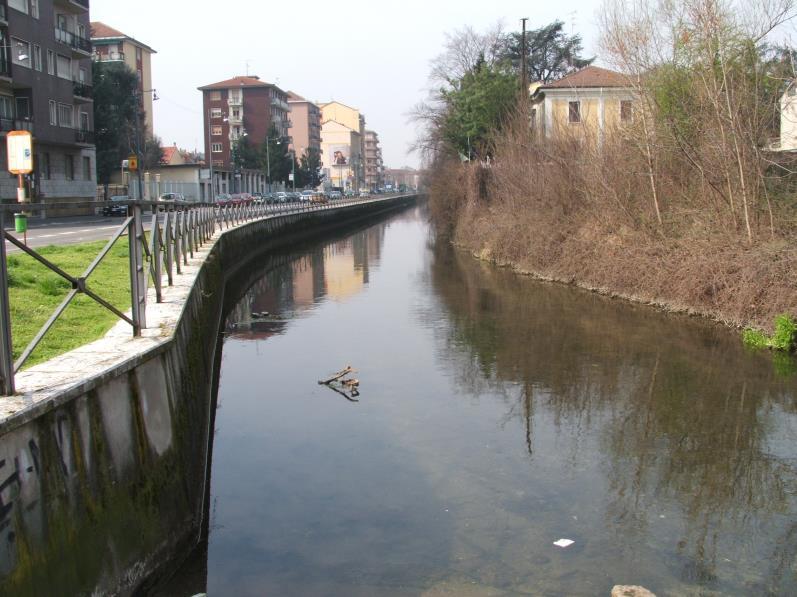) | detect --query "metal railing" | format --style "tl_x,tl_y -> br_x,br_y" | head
0,194 -> 414,395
